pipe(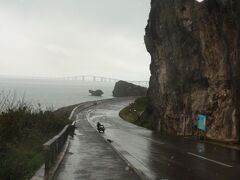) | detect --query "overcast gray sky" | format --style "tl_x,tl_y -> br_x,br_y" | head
0,0 -> 151,81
